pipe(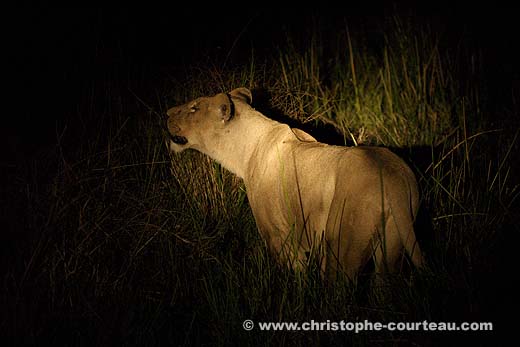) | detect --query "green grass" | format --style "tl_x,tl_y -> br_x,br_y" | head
2,17 -> 518,345
269,18 -> 461,148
